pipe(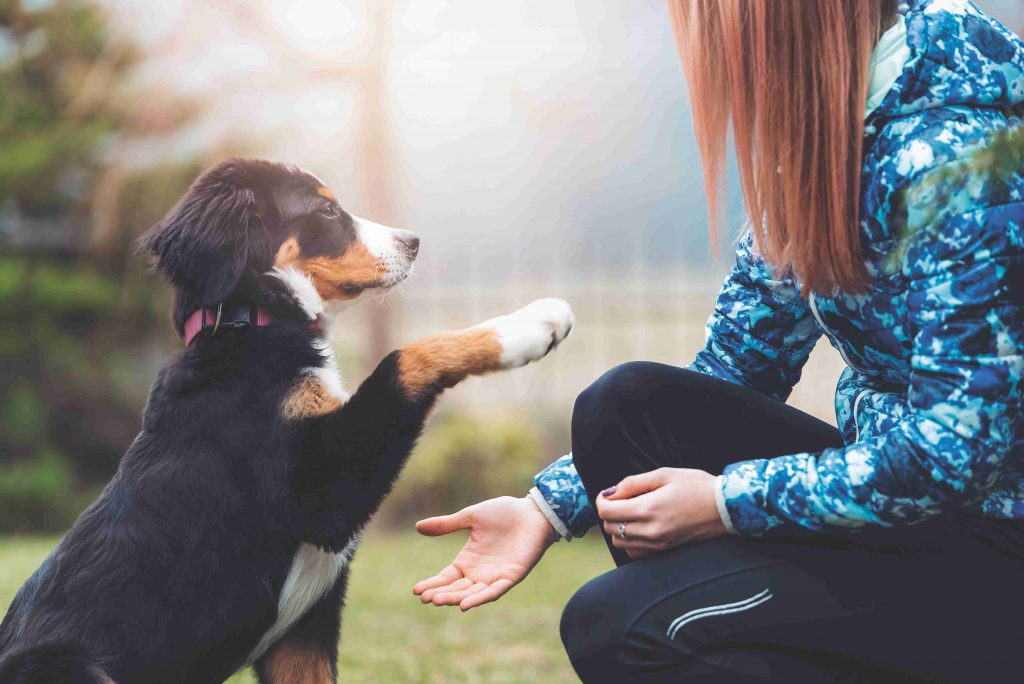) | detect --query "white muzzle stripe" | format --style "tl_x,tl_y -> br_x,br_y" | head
666,587 -> 774,640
